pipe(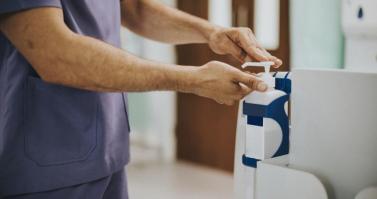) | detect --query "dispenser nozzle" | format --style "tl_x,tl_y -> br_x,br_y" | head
241,61 -> 275,88
241,61 -> 274,73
